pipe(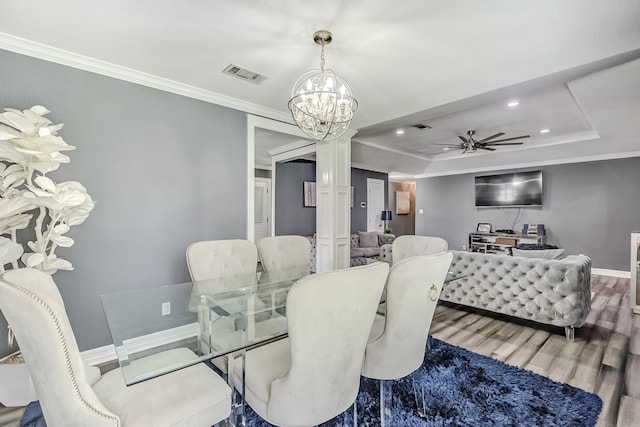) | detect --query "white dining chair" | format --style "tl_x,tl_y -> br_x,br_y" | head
186,239 -> 263,373
0,268 -> 231,427
257,235 -> 311,282
391,235 -> 448,264
361,252 -> 453,425
186,239 -> 259,297
231,262 -> 390,426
